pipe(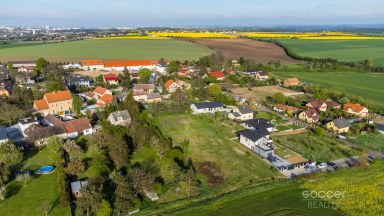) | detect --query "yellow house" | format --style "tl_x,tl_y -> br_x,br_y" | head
326,119 -> 351,133
298,109 -> 319,123
33,90 -> 73,116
